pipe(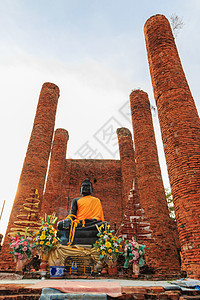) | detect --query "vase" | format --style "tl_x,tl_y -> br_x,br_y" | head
133,262 -> 139,276
38,248 -> 49,271
108,265 -> 118,275
50,266 -> 65,278
15,258 -> 27,272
